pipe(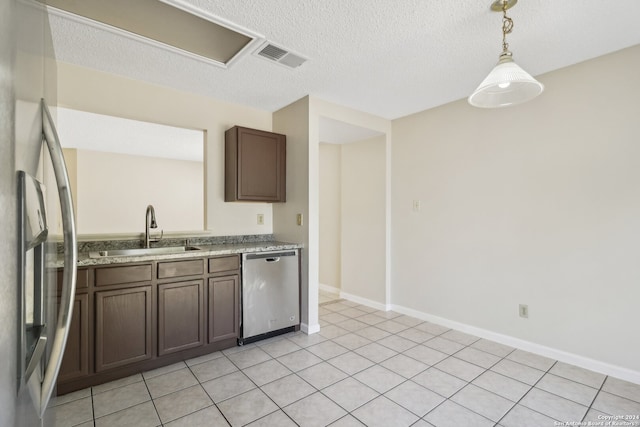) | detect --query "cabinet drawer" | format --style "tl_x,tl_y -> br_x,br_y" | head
76,269 -> 89,289
209,255 -> 240,273
57,268 -> 89,293
158,259 -> 204,279
95,264 -> 152,287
